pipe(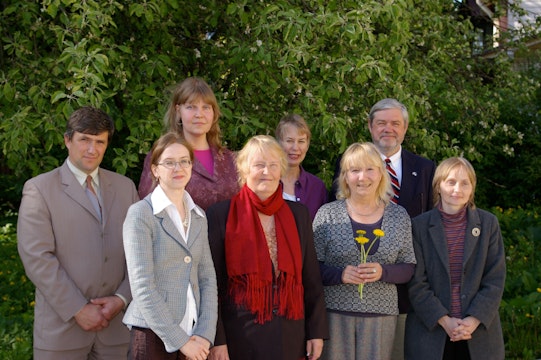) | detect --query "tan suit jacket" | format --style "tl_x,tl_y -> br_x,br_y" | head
17,160 -> 139,351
